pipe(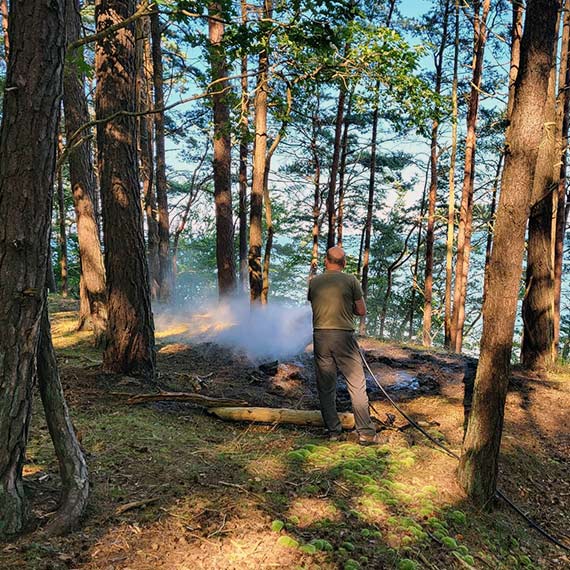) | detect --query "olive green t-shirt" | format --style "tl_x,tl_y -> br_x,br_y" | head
308,270 -> 363,330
